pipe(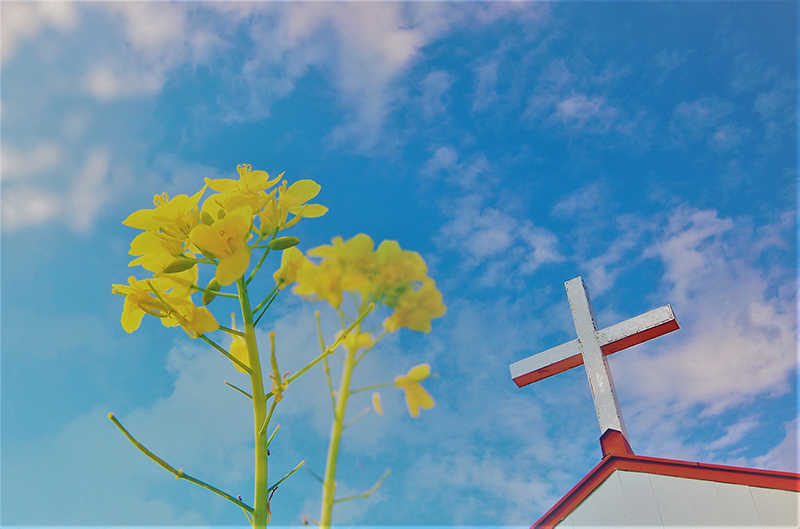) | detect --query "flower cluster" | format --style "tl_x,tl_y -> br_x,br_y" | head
113,164 -> 327,335
274,234 -> 446,333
